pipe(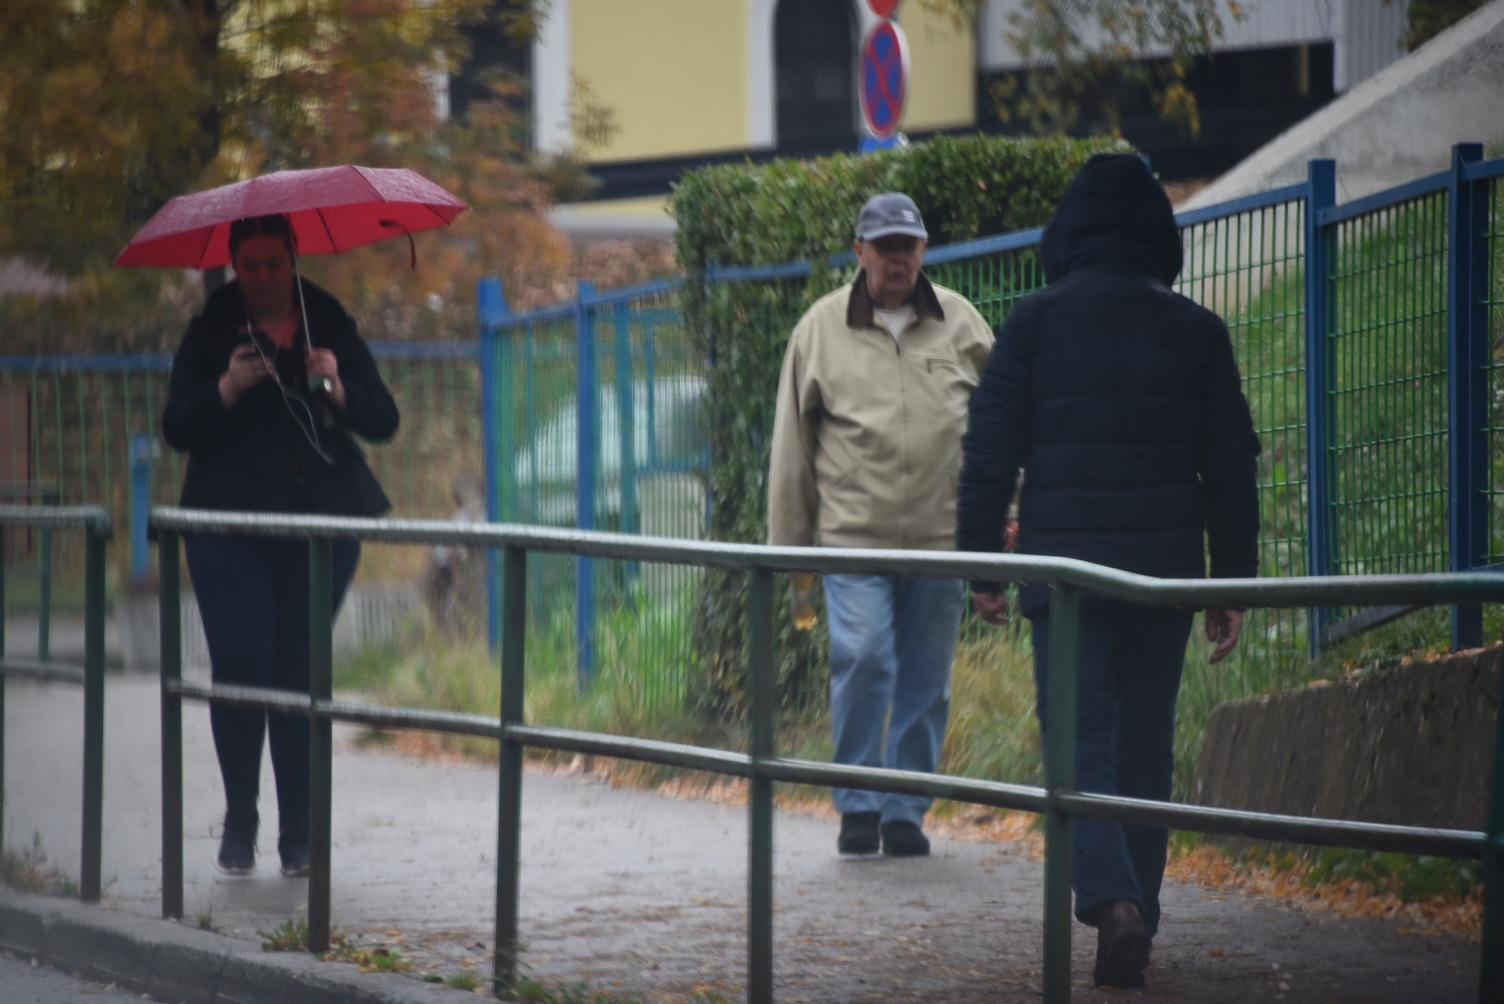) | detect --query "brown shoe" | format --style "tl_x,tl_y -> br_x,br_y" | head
1092,900 -> 1151,988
